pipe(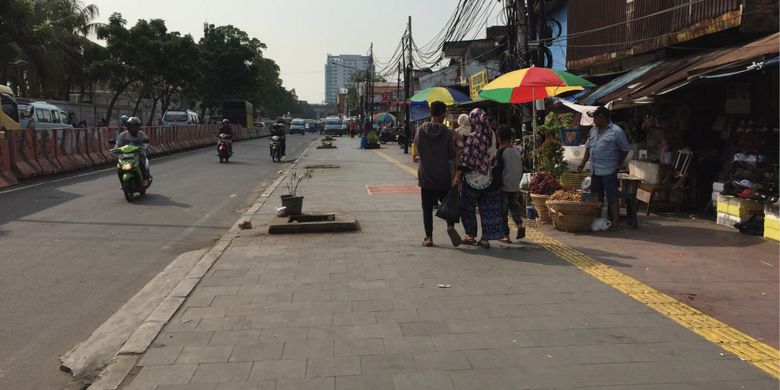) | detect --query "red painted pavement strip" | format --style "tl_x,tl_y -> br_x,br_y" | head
366,184 -> 420,196
539,216 -> 780,348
